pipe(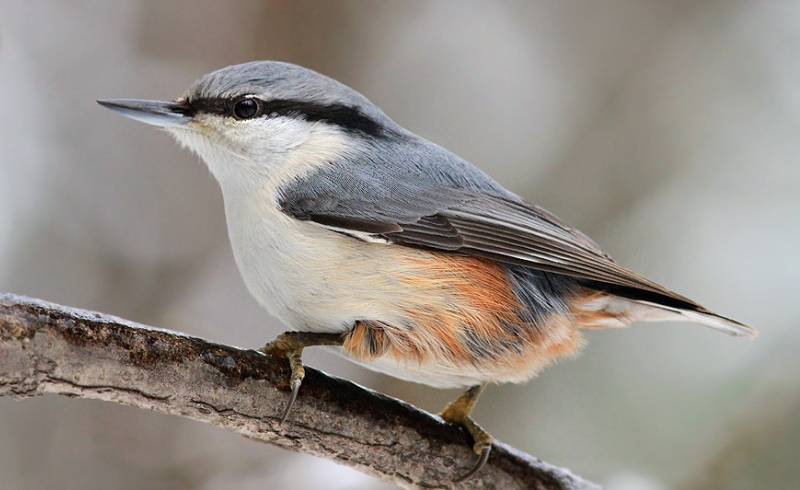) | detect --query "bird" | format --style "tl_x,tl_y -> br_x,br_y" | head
98,60 -> 757,482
